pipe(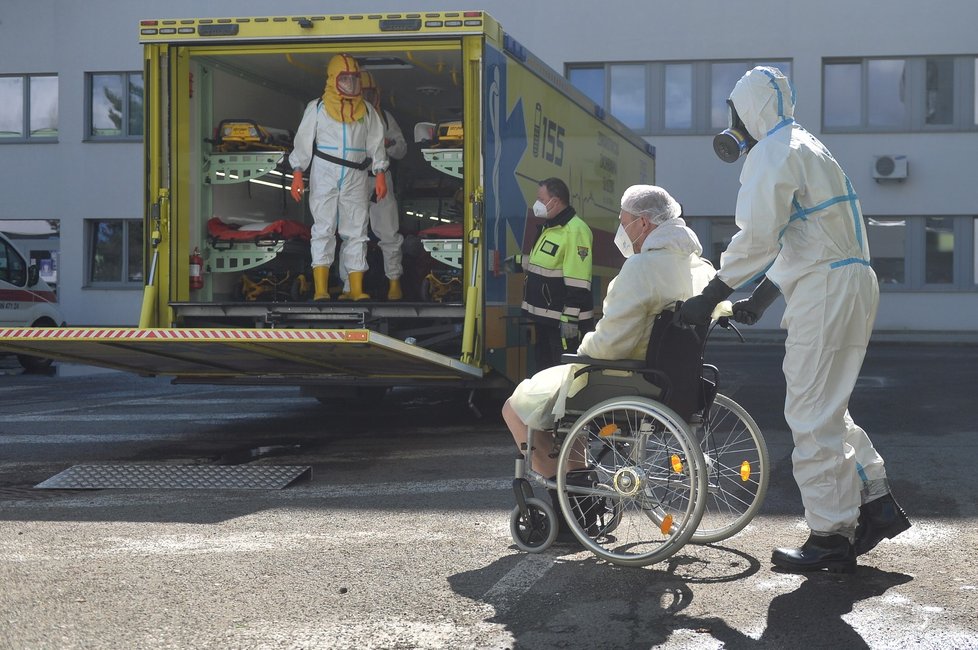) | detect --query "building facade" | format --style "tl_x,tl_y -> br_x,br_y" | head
2,0 -> 976,331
